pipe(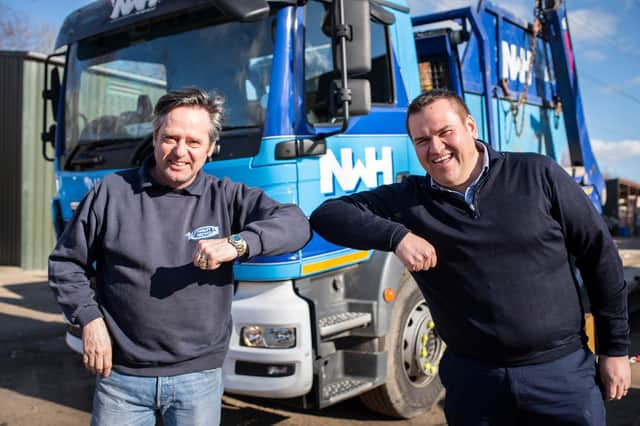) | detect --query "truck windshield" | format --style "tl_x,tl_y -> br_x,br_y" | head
63,15 -> 275,171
